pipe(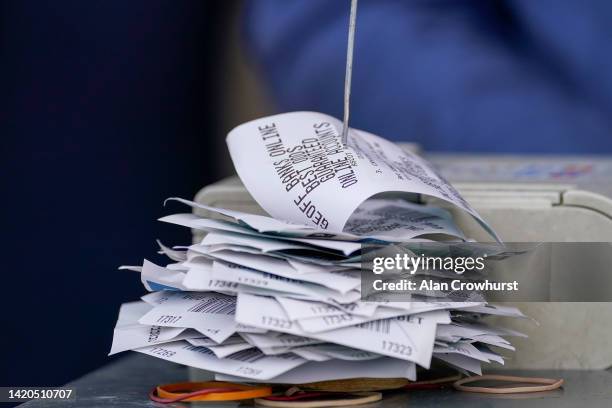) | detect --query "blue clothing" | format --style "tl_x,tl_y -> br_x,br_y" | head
243,0 -> 612,153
